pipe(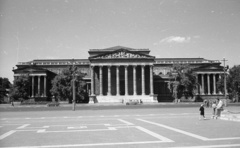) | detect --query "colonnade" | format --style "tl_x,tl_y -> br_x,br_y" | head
196,73 -> 226,95
30,75 -> 47,97
90,65 -> 154,96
